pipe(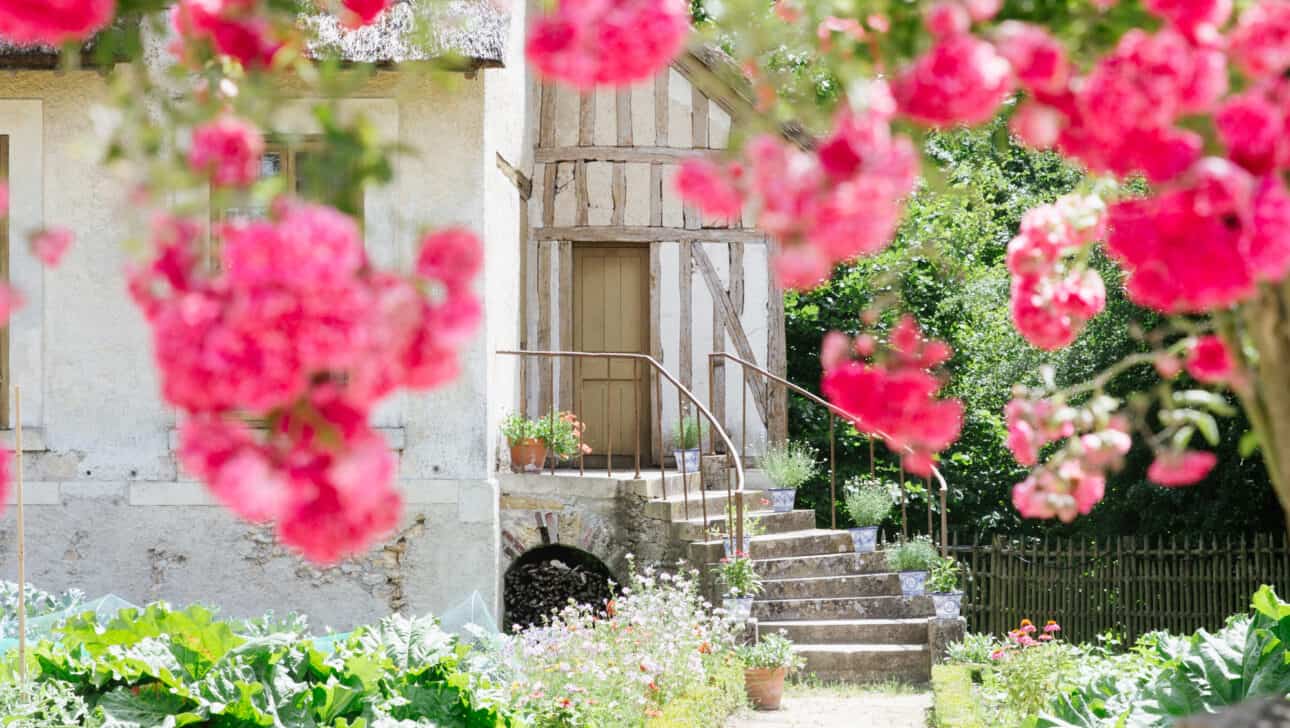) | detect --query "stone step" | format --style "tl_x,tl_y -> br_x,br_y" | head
753,594 -> 934,621
687,529 -> 854,563
758,618 -> 929,645
644,489 -> 765,521
753,550 -> 889,579
760,573 -> 901,600
794,644 -> 931,684
630,471 -> 703,499
669,509 -> 816,541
